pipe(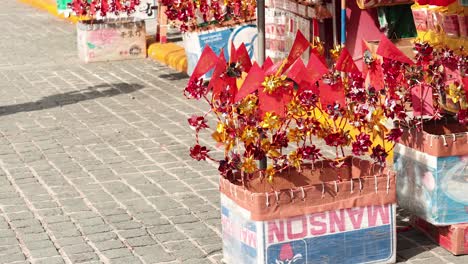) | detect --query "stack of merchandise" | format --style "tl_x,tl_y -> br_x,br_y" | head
411,0 -> 467,50
160,0 -> 258,76
184,30 -> 454,263
68,0 -> 149,62
265,0 -> 331,63
393,3 -> 467,253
